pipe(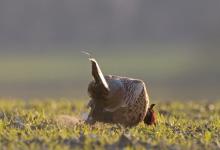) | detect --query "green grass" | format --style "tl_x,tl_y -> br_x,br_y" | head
0,99 -> 220,150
